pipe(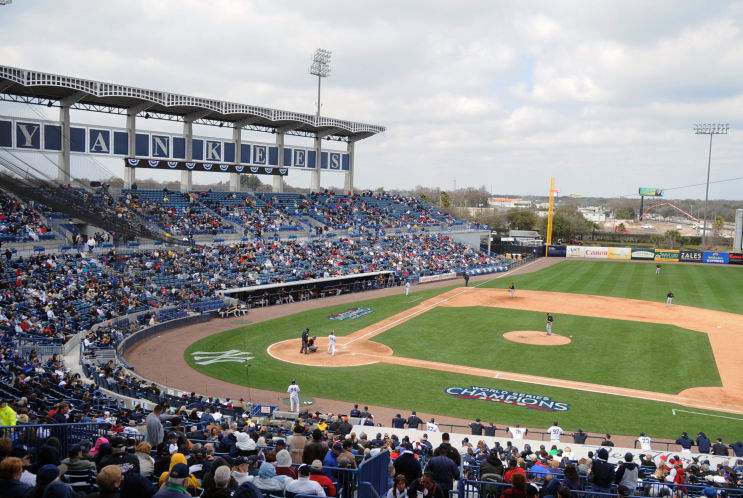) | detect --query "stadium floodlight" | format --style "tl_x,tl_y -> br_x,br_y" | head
693,122 -> 730,249
308,48 -> 332,120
